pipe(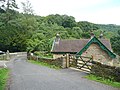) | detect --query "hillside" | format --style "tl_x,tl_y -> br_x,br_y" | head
0,11 -> 120,52
97,24 -> 120,33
